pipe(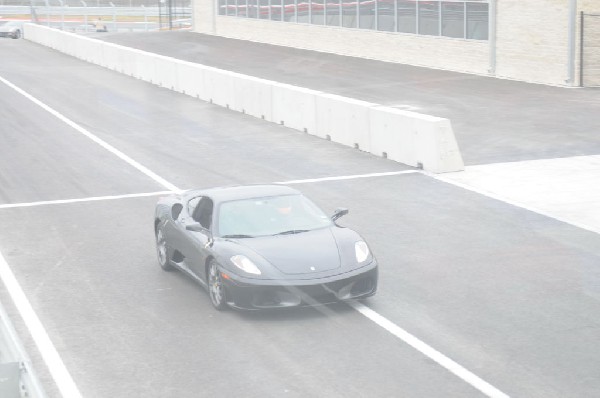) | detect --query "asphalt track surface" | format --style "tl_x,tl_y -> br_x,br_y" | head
1,37 -> 600,398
